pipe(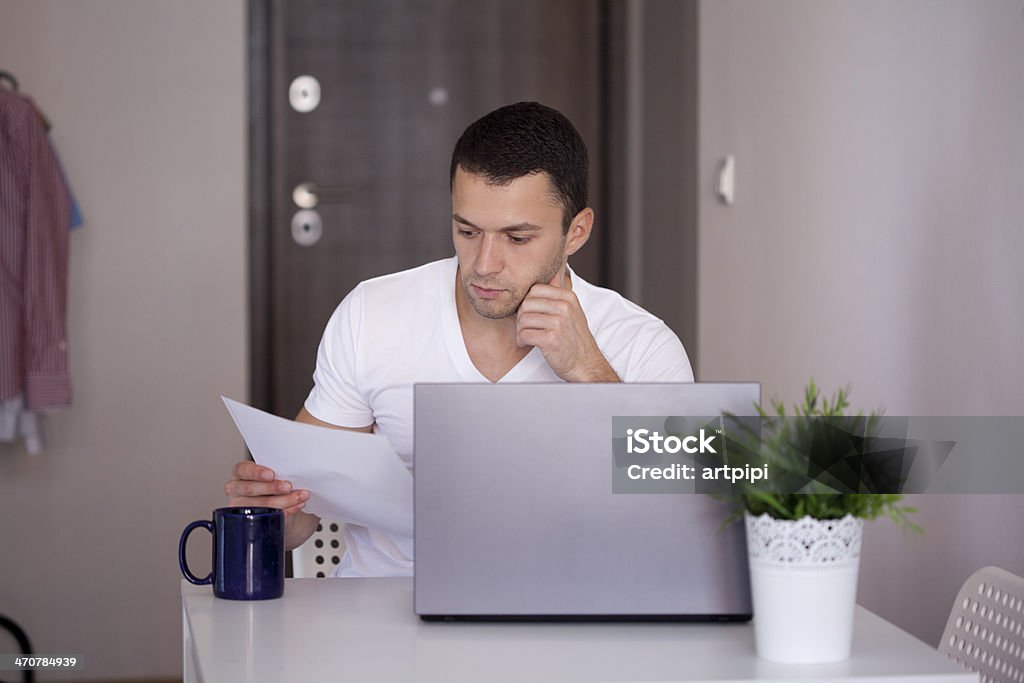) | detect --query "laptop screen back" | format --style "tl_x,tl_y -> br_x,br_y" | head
413,382 -> 759,619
